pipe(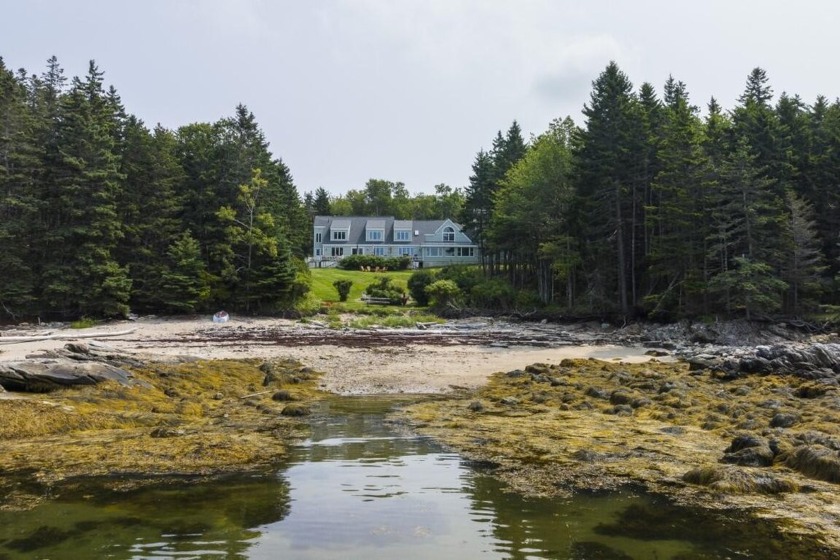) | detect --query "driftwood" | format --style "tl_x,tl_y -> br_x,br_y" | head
0,328 -> 136,345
